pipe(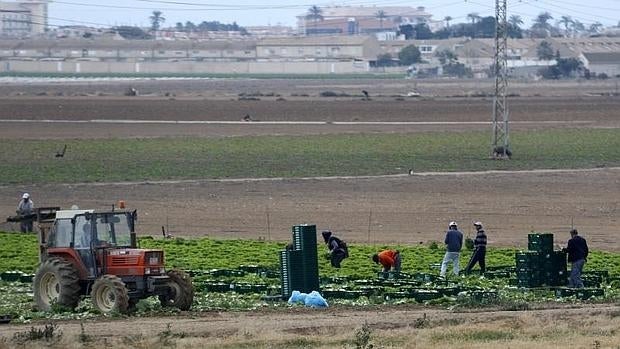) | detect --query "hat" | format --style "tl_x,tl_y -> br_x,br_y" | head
474,221 -> 483,227
22,193 -> 30,199
449,221 -> 457,228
